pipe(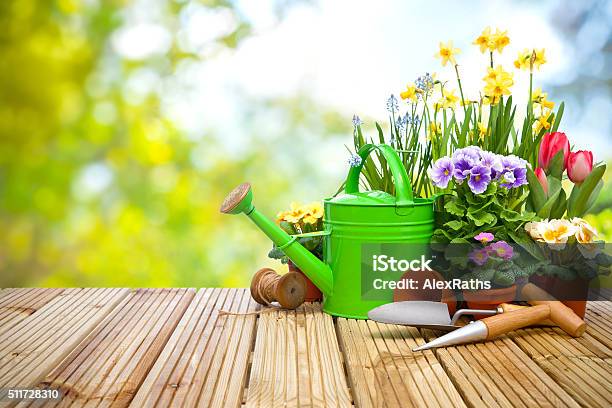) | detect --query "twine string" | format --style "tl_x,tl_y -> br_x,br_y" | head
219,268 -> 283,316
